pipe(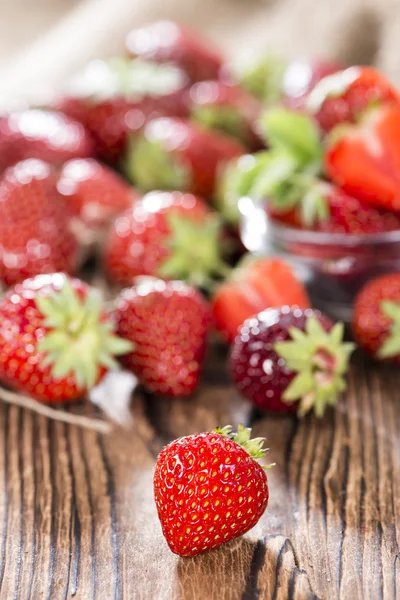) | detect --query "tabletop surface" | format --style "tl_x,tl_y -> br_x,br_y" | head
0,347 -> 397,600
